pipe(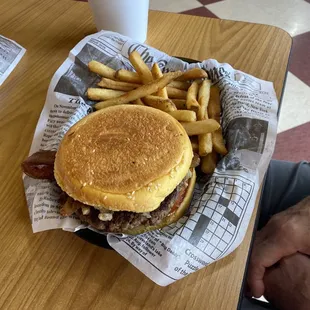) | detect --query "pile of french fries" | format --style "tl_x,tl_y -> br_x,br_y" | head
86,51 -> 228,174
